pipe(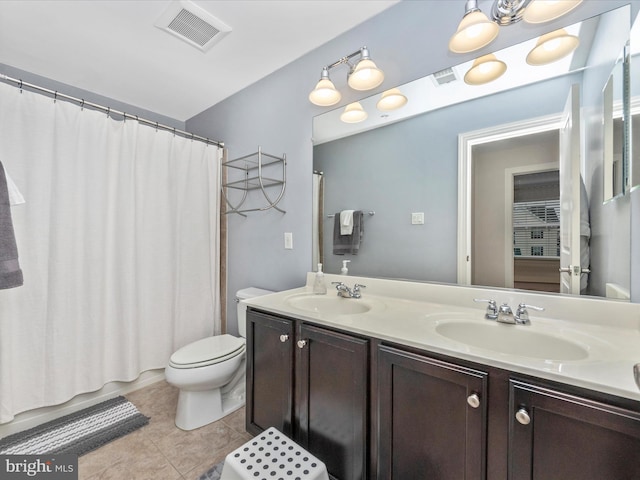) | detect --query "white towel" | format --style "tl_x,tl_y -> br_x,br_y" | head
340,210 -> 355,235
2,164 -> 25,206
